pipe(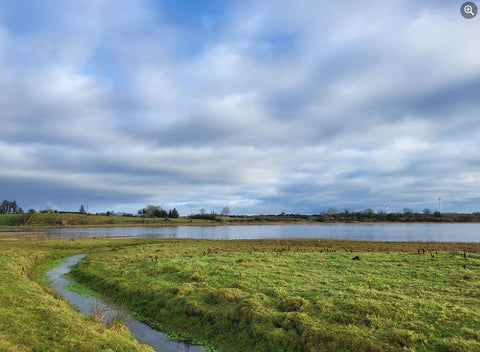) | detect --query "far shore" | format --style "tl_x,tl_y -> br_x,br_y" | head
3,220 -> 480,231
1,211 -> 480,230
